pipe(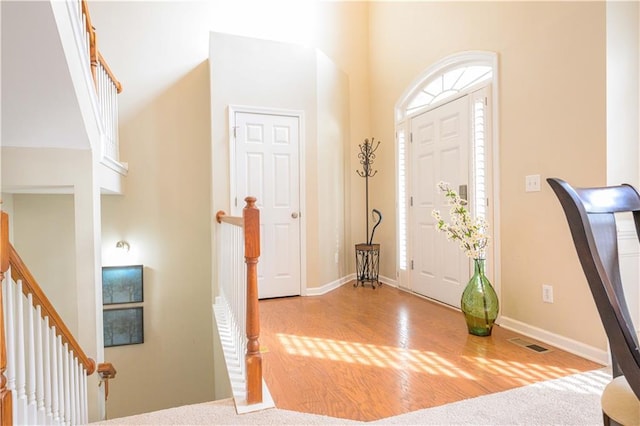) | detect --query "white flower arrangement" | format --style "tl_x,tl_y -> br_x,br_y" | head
431,181 -> 489,259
